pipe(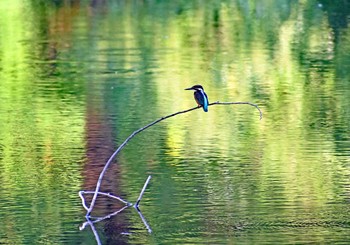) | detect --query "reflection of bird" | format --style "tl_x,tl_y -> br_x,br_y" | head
185,84 -> 209,112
